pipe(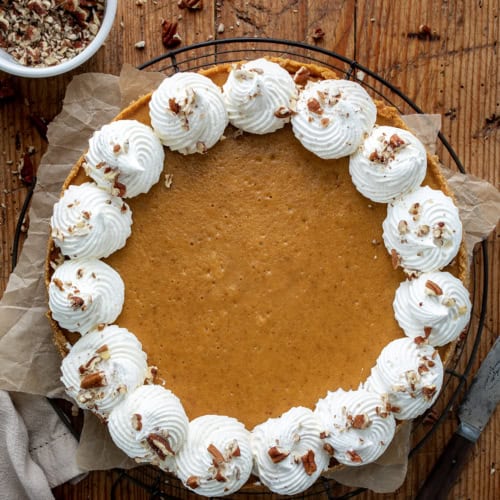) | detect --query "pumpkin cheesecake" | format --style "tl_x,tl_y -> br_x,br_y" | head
45,58 -> 470,496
